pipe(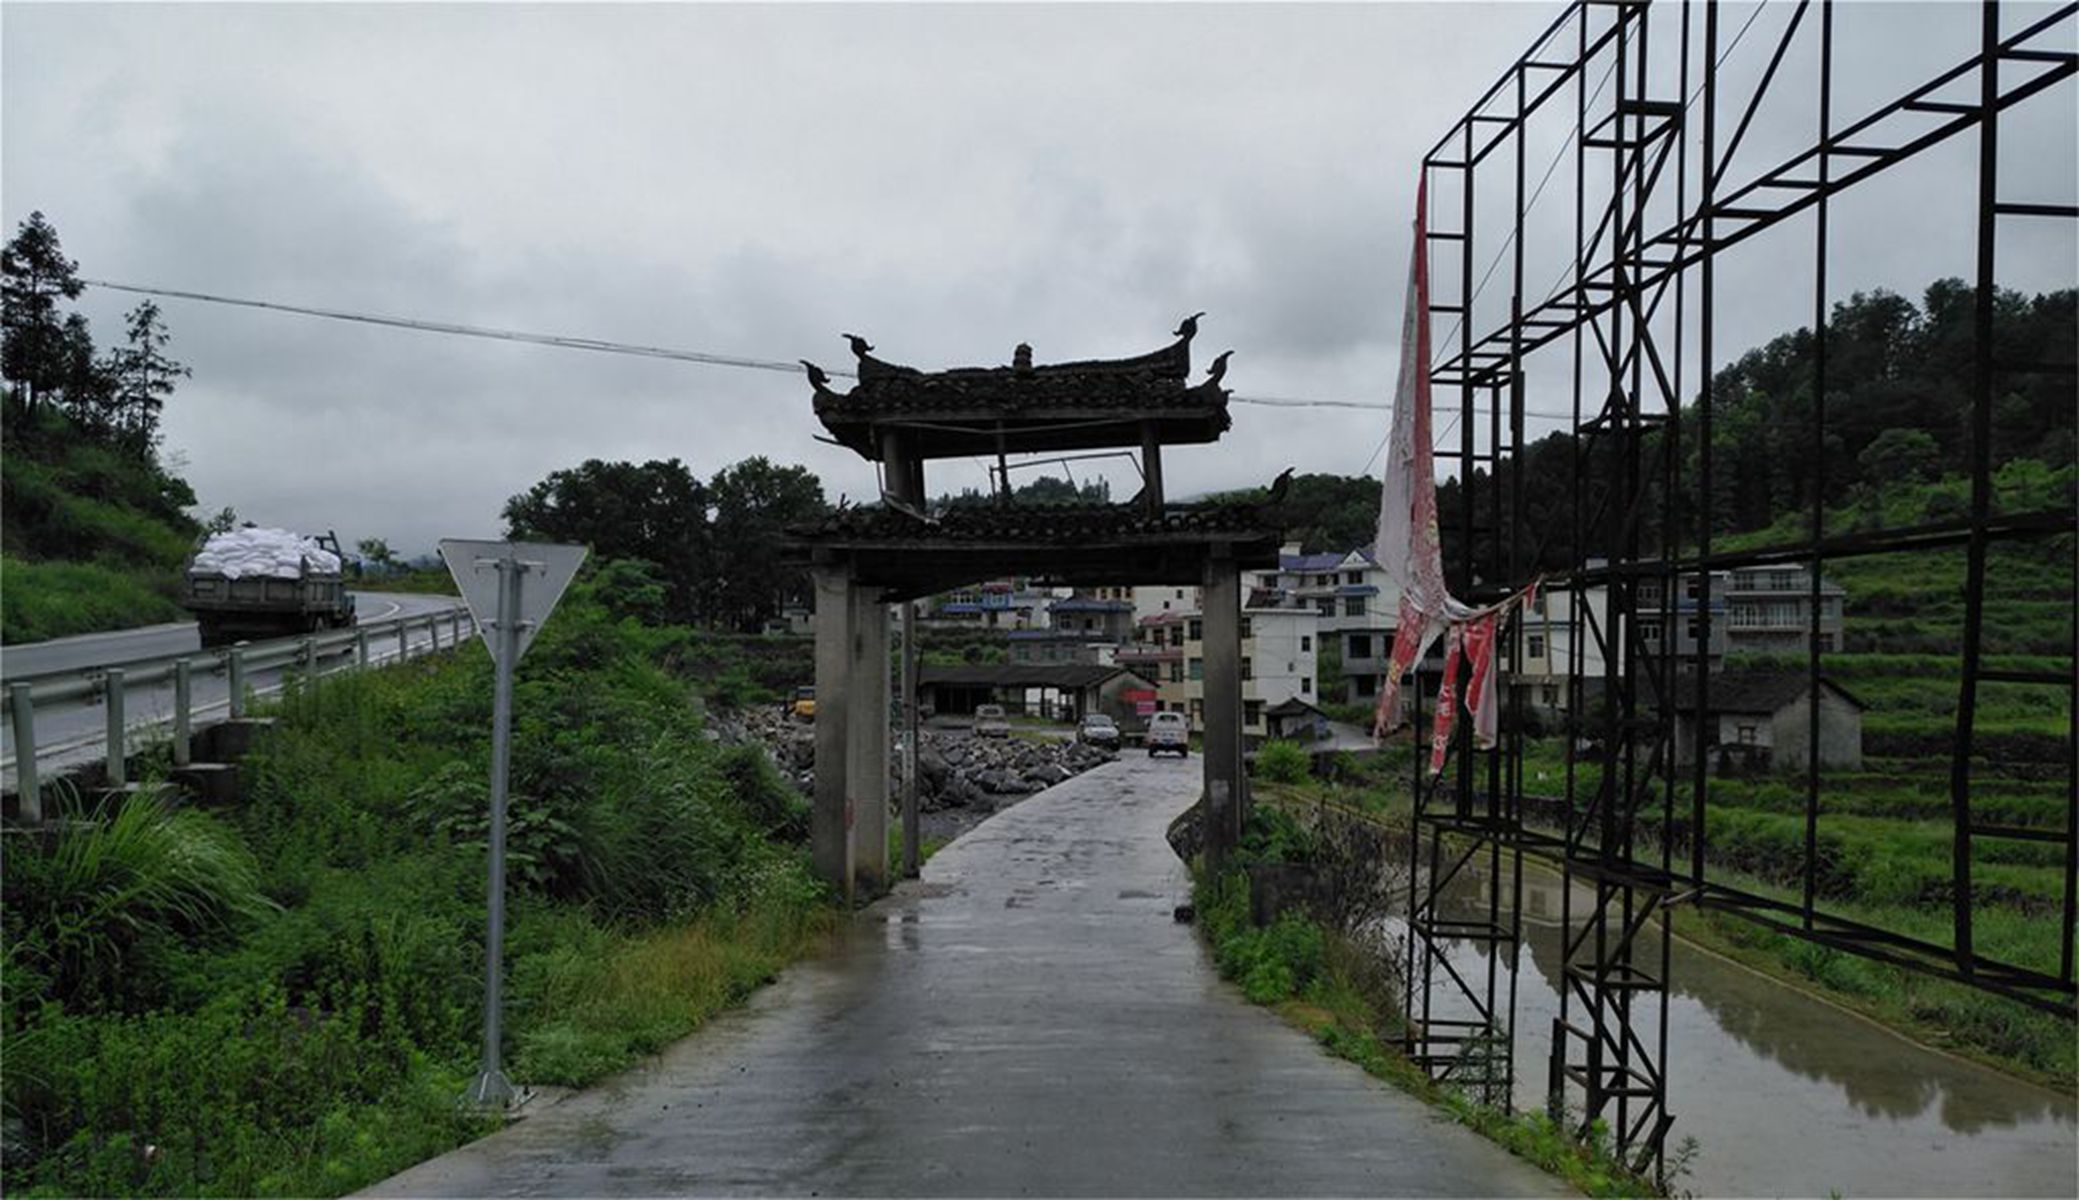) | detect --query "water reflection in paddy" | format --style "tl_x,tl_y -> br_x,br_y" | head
1393,856 -> 2076,1197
